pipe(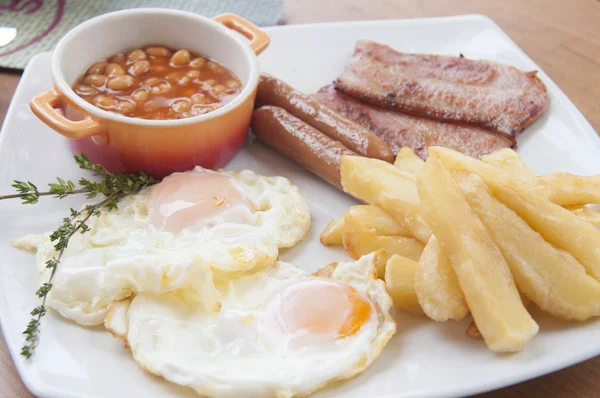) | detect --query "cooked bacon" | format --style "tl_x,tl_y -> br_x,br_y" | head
311,85 -> 513,159
334,40 -> 549,141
